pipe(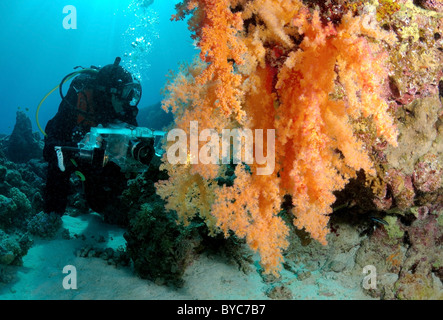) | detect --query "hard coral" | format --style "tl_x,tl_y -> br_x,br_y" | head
412,153 -> 443,193
0,230 -> 33,266
380,94 -> 443,213
416,0 -> 443,13
376,0 -> 401,21
387,169 -> 415,211
394,215 -> 443,299
380,0 -> 443,104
